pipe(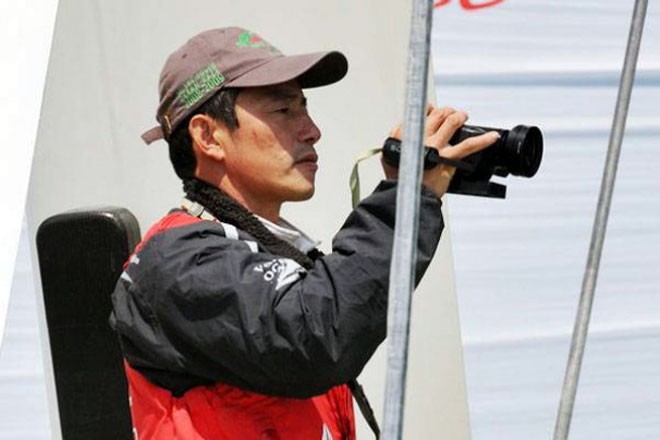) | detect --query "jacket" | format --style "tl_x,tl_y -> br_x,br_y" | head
110,181 -> 444,439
